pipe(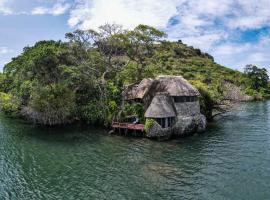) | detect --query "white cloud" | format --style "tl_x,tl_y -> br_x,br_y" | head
181,33 -> 226,51
214,44 -> 252,56
68,0 -> 180,30
0,0 -> 12,15
211,34 -> 270,70
249,53 -> 268,63
0,47 -> 12,55
32,6 -> 48,15
32,1 -> 70,16
227,0 -> 270,30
